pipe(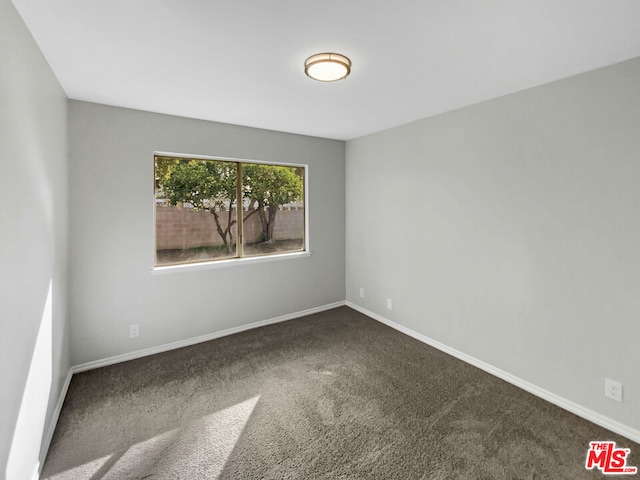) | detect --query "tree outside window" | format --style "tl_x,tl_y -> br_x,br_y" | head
154,155 -> 305,266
